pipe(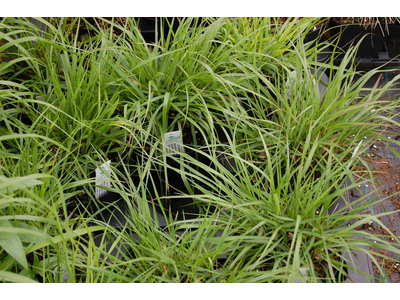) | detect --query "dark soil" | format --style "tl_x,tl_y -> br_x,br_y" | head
313,254 -> 345,282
